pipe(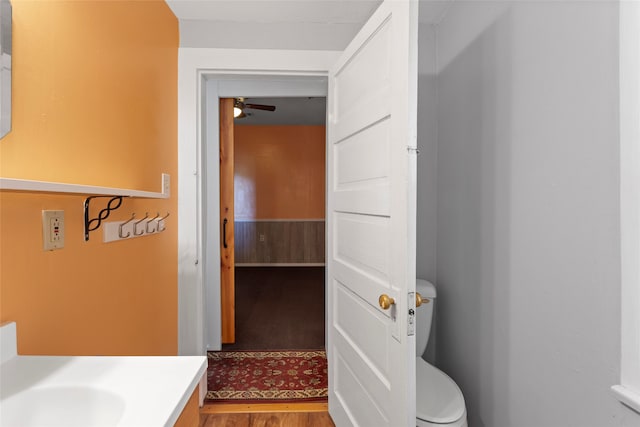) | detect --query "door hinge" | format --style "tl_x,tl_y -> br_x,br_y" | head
407,146 -> 420,155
